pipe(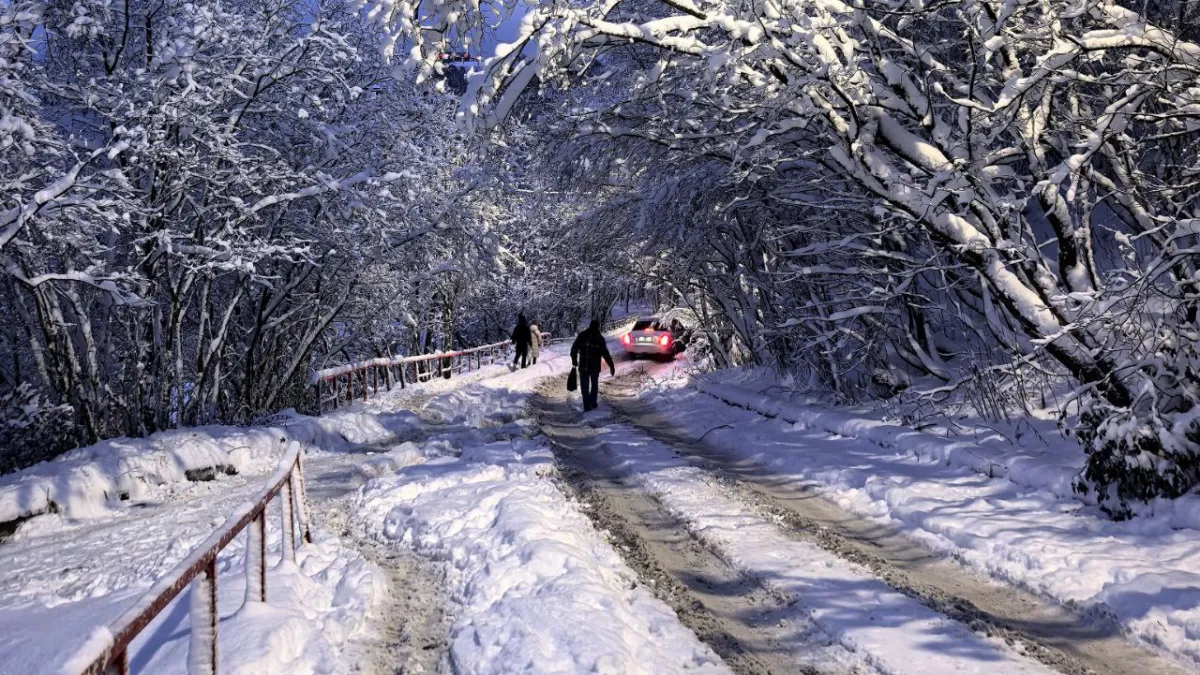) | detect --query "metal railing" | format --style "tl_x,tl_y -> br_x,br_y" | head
310,318 -> 634,413
310,340 -> 513,413
64,441 -> 312,675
